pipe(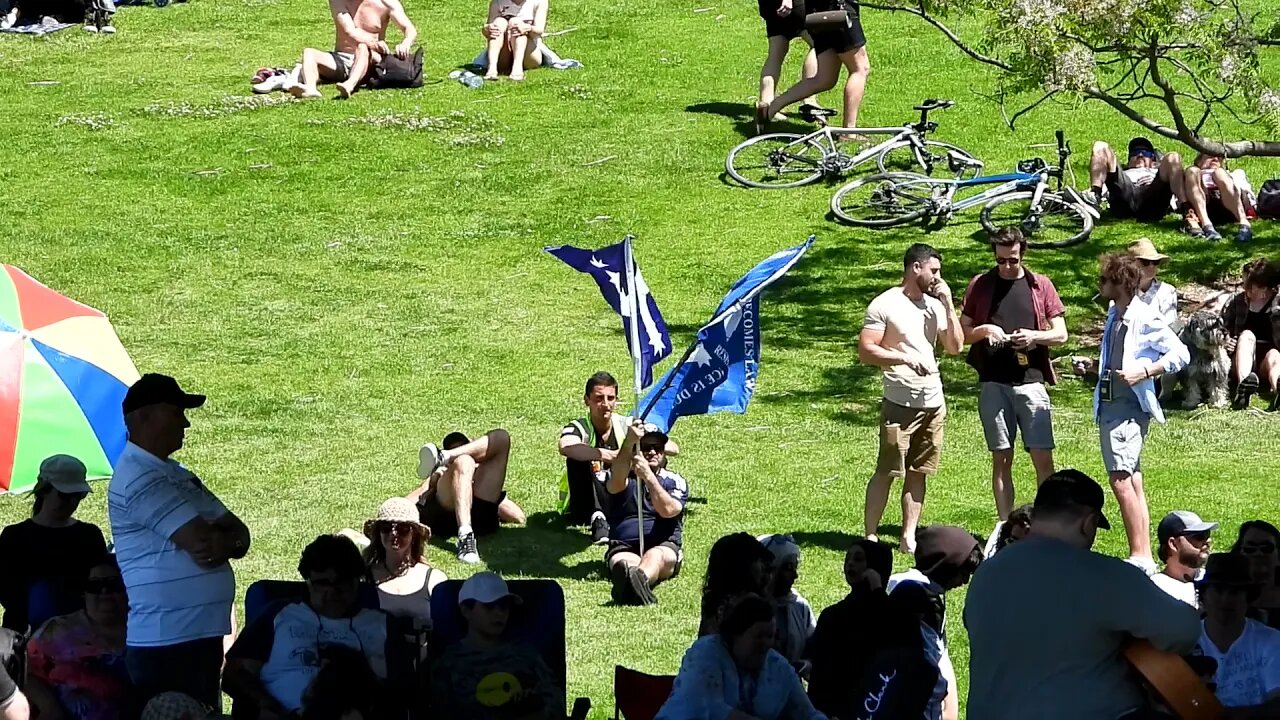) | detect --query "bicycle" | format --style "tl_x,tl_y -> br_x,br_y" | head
724,99 -> 981,189
829,130 -> 1098,248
